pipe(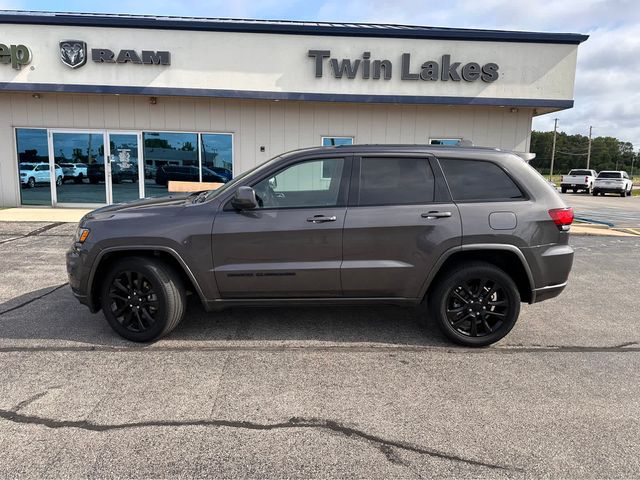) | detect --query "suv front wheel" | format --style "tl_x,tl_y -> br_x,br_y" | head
429,262 -> 521,347
101,257 -> 186,342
